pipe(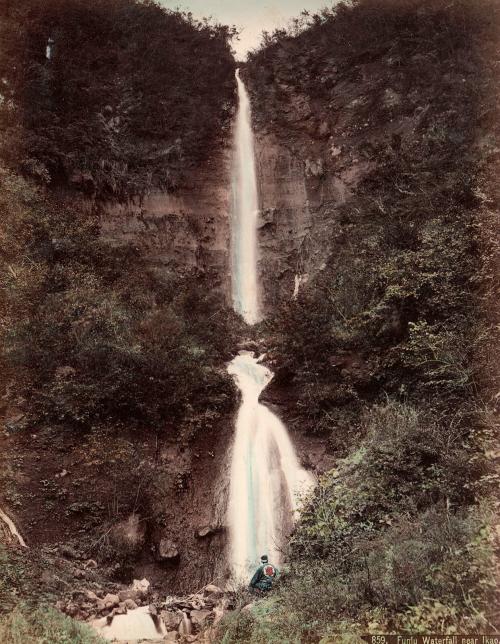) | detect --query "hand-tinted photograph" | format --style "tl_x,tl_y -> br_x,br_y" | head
0,1 -> 498,642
